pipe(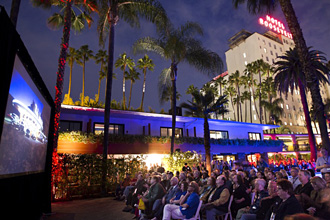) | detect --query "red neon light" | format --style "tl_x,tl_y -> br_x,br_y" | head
259,15 -> 292,39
